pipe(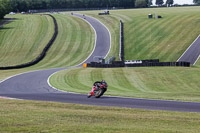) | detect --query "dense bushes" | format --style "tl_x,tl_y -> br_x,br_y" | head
10,0 -> 137,12
0,0 -> 11,19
